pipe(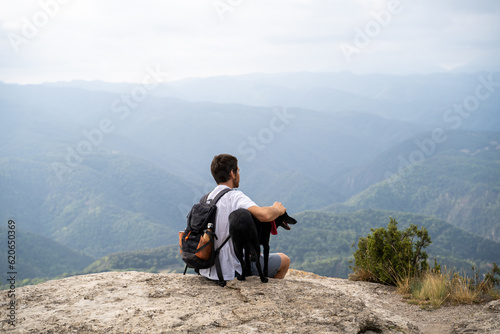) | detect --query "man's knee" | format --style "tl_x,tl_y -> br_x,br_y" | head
278,253 -> 290,267
274,253 -> 290,279
278,253 -> 290,272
